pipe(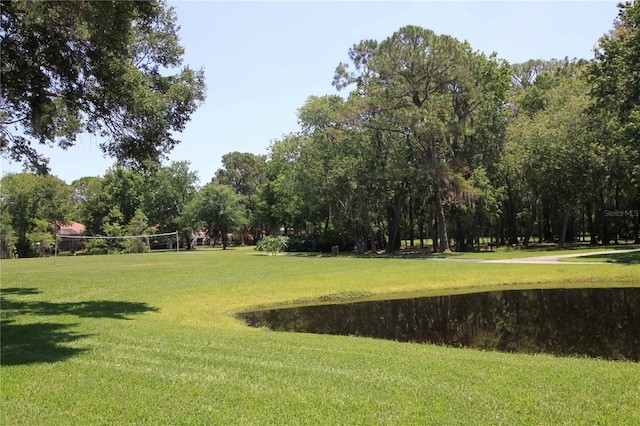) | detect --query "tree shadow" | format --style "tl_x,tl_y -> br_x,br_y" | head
582,251 -> 640,264
1,287 -> 42,296
1,287 -> 159,365
1,320 -> 90,365
30,300 -> 160,320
